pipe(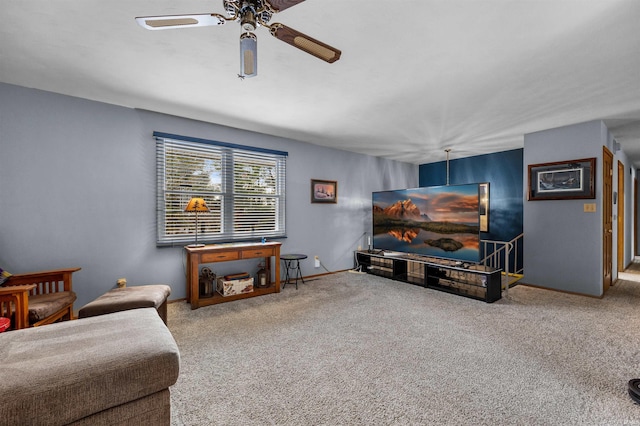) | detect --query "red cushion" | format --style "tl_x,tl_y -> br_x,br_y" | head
0,317 -> 10,332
